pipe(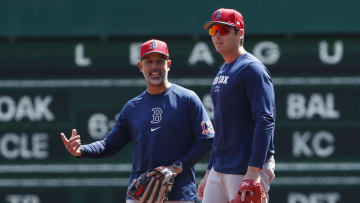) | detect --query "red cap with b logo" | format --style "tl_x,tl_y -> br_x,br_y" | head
140,39 -> 169,60
204,8 -> 244,30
